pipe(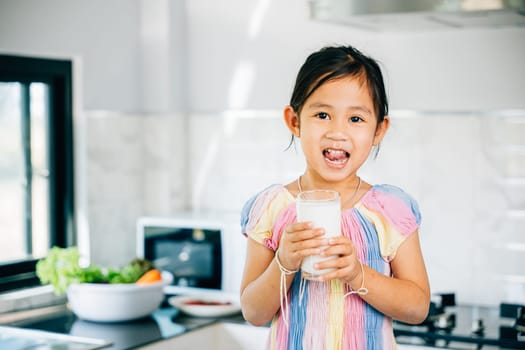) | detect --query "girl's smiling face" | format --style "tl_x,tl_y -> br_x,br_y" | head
285,76 -> 389,187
